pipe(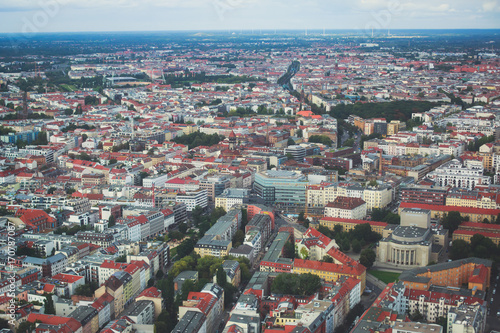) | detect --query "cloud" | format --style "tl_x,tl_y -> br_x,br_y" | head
482,1 -> 498,12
